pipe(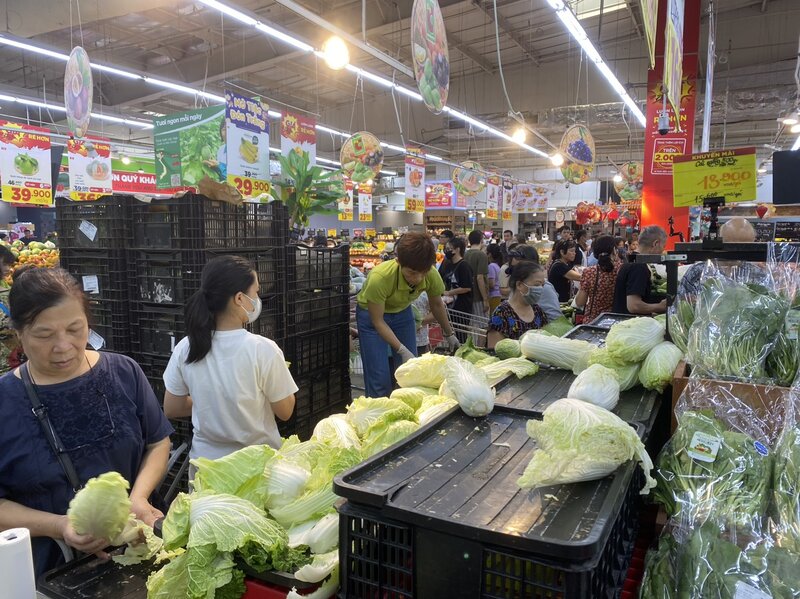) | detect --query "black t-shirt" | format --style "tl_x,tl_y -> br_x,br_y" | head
438,258 -> 453,282
573,246 -> 585,268
446,259 -> 473,313
613,262 -> 654,314
548,261 -> 574,302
